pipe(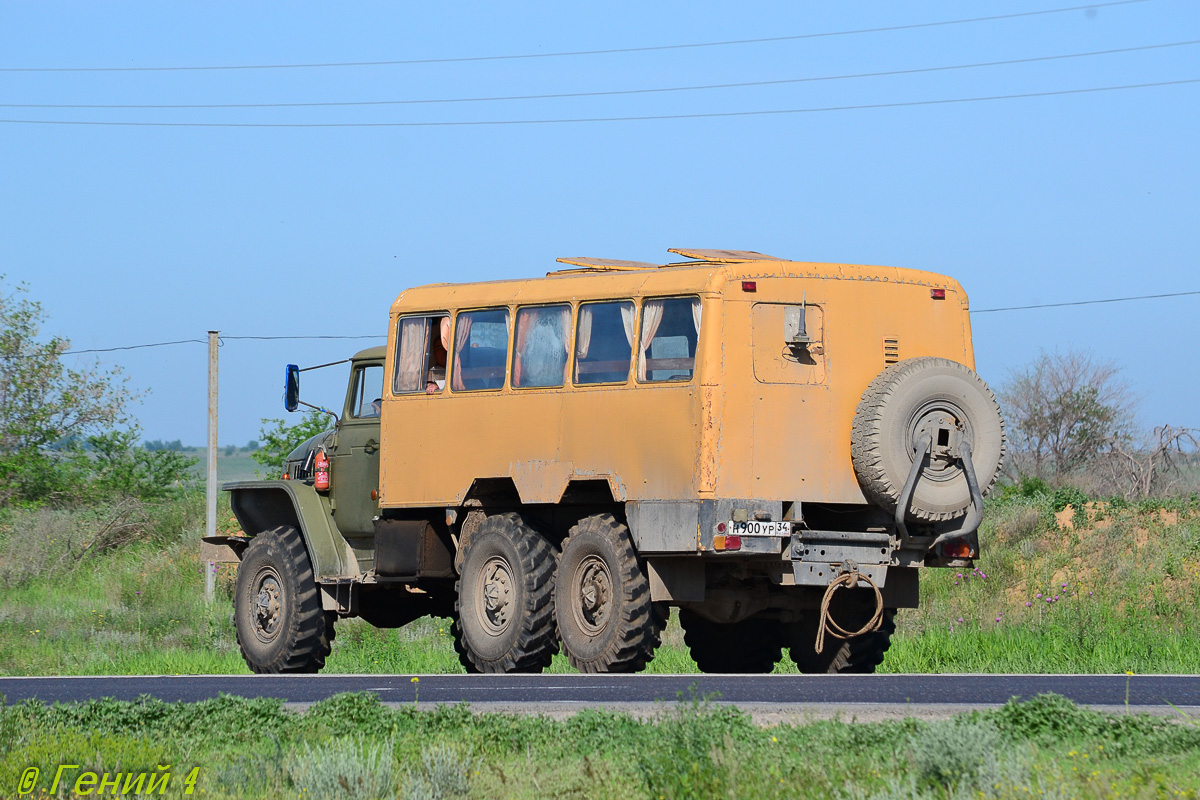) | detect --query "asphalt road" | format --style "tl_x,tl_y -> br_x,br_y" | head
1,674 -> 1198,711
